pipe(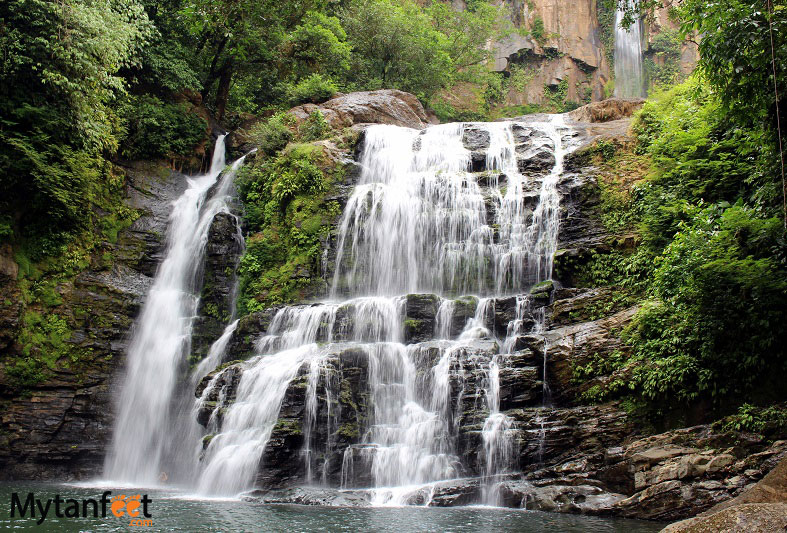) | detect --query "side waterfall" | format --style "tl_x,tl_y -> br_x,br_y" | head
104,136 -> 251,484
194,115 -> 574,502
614,0 -> 646,98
